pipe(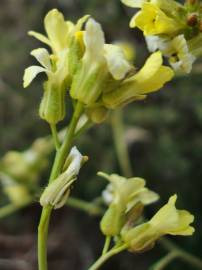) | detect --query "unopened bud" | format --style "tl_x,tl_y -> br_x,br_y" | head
187,14 -> 198,26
